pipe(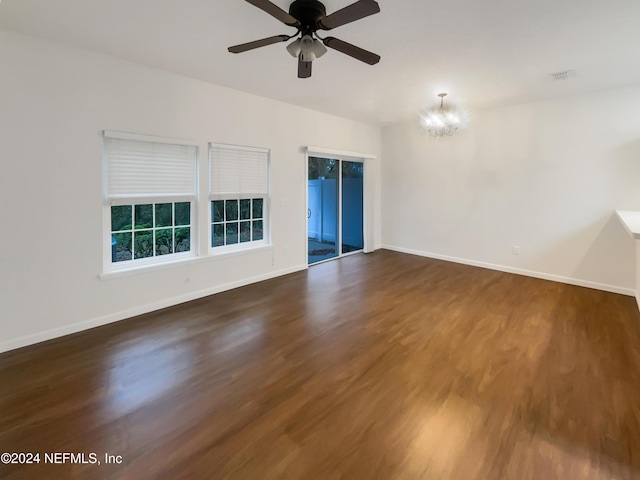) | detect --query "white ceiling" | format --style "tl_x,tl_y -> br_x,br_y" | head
1,0 -> 640,125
